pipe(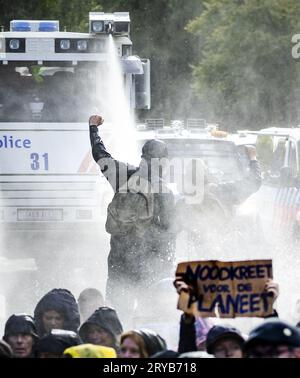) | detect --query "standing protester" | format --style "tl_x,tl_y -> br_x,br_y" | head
34,288 -> 80,337
3,314 -> 38,358
89,115 -> 176,320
